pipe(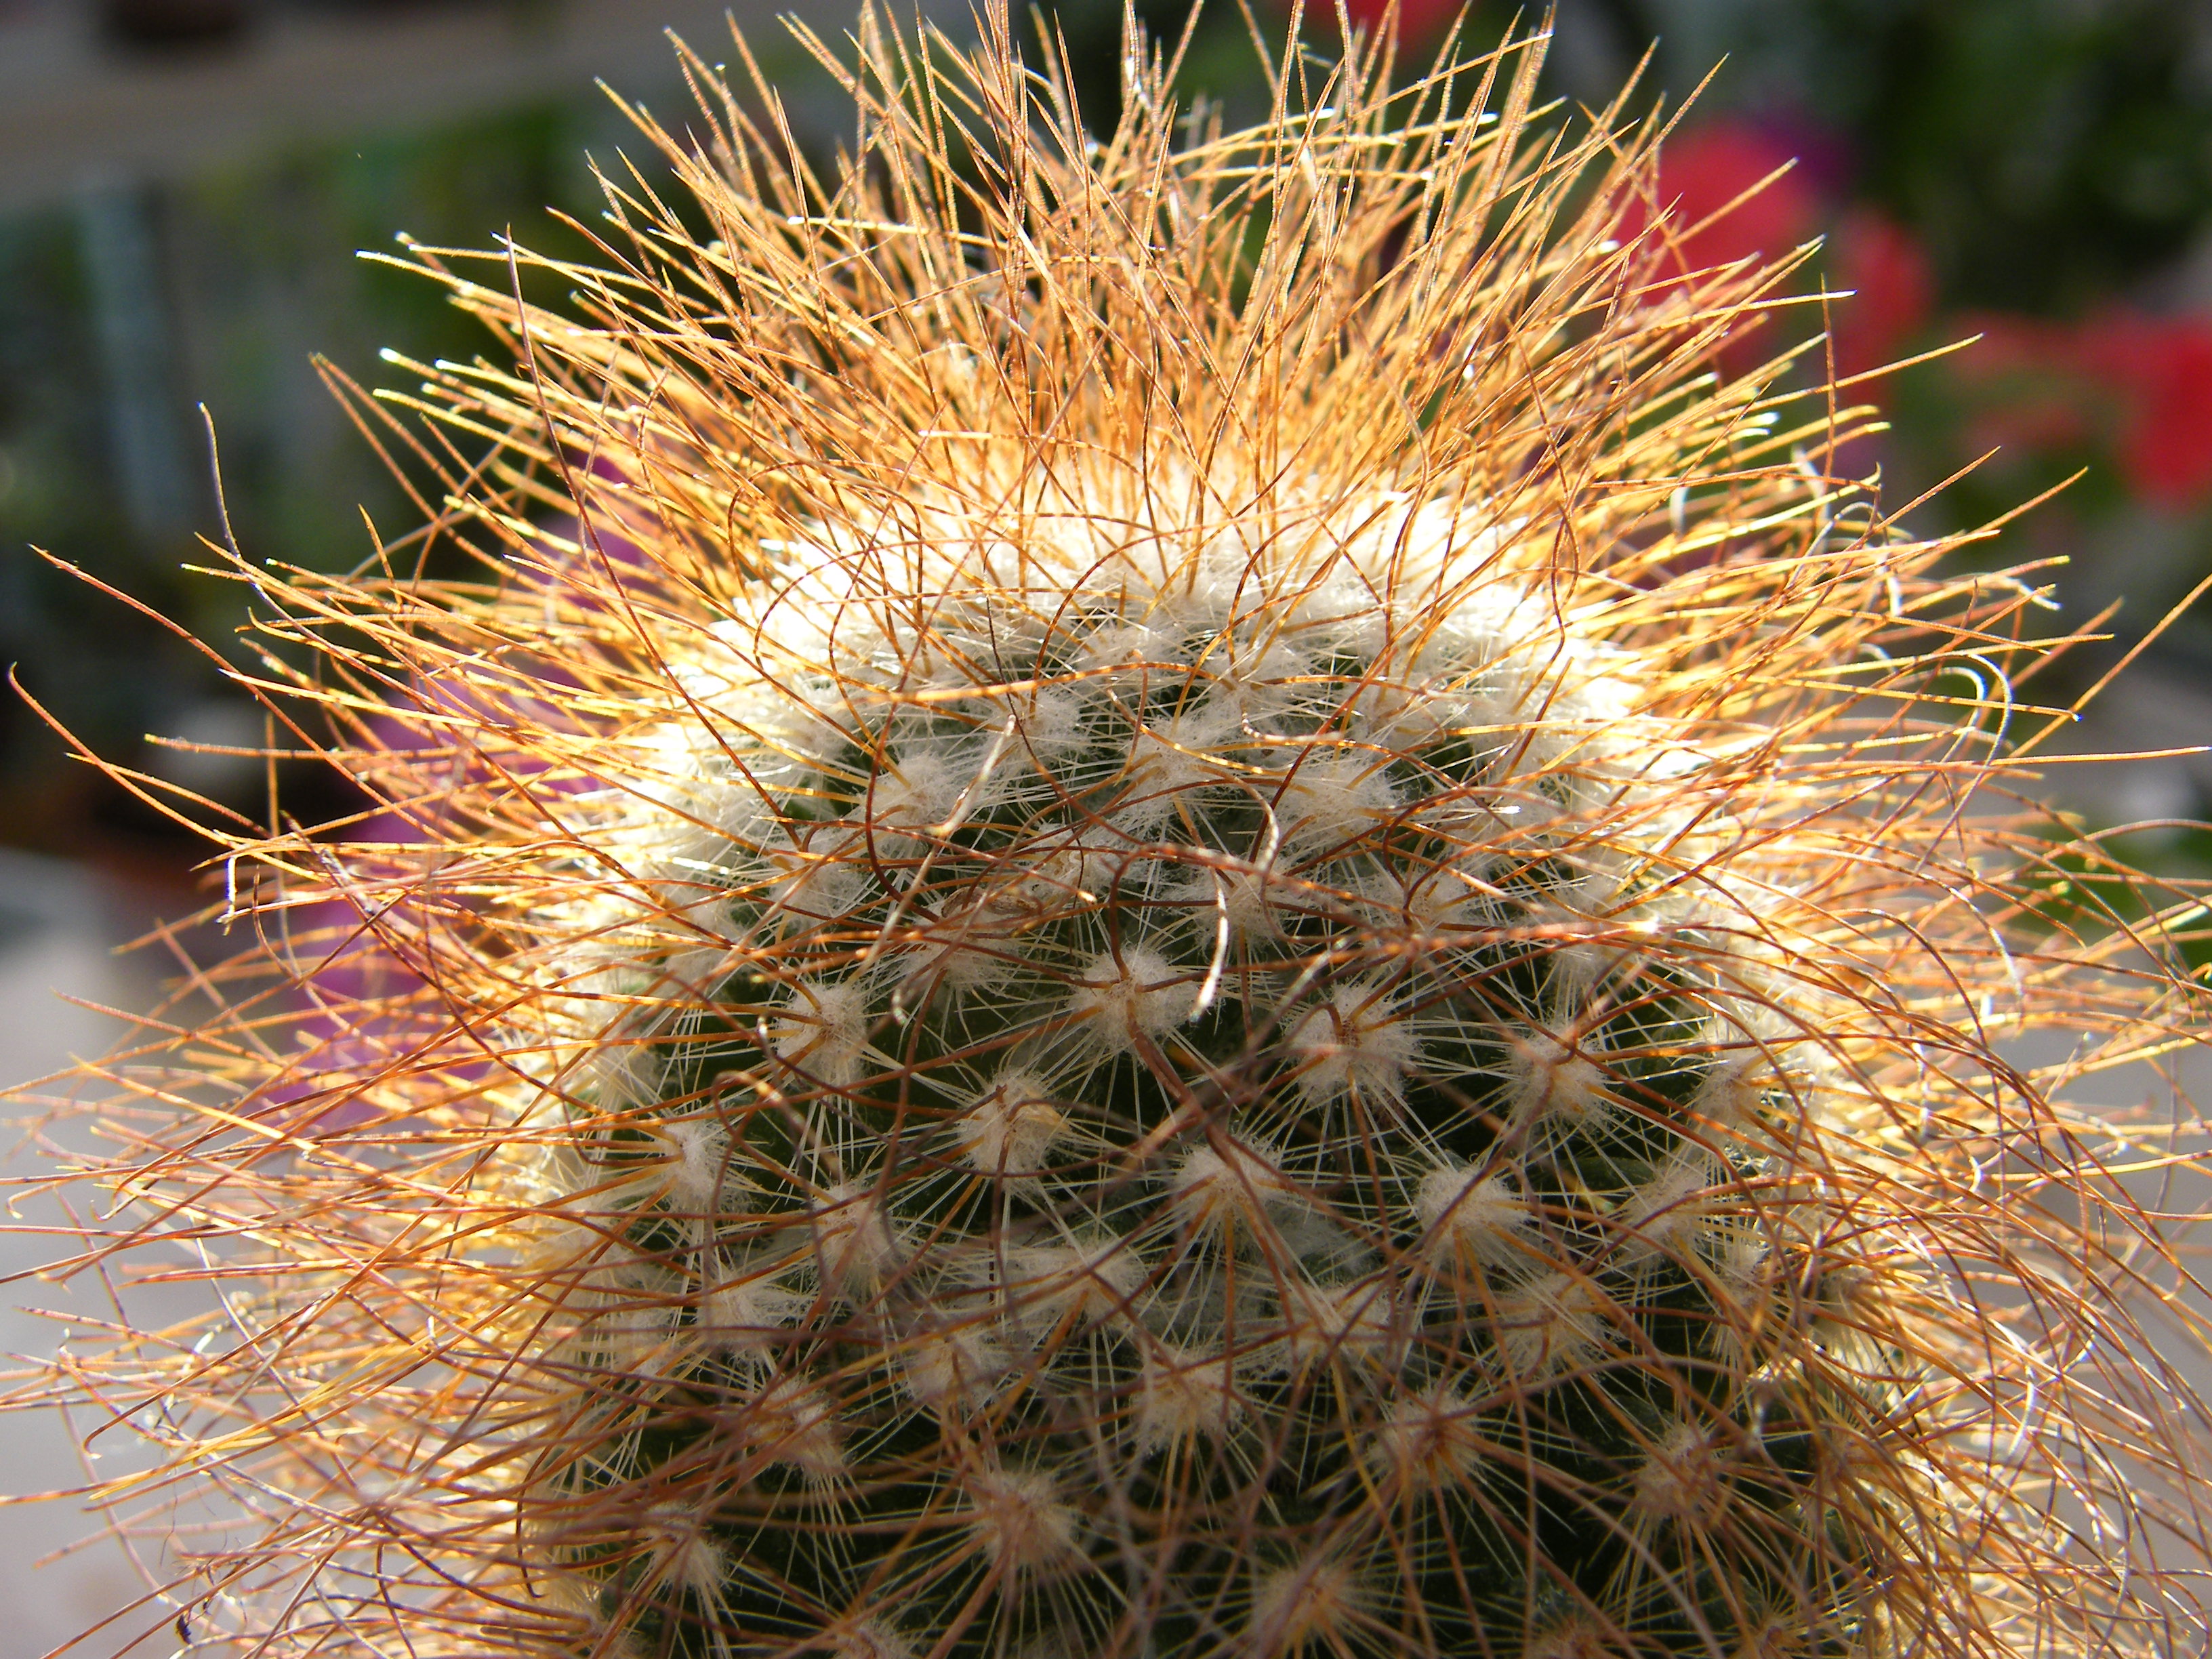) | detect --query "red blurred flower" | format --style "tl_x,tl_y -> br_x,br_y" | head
1602,120 -> 1822,378
1829,209 -> 1933,380
1950,308 -> 2212,511
1950,314 -> 2098,468
1631,121 -> 1822,279
2074,311 -> 2212,509
1313,0 -> 1459,47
